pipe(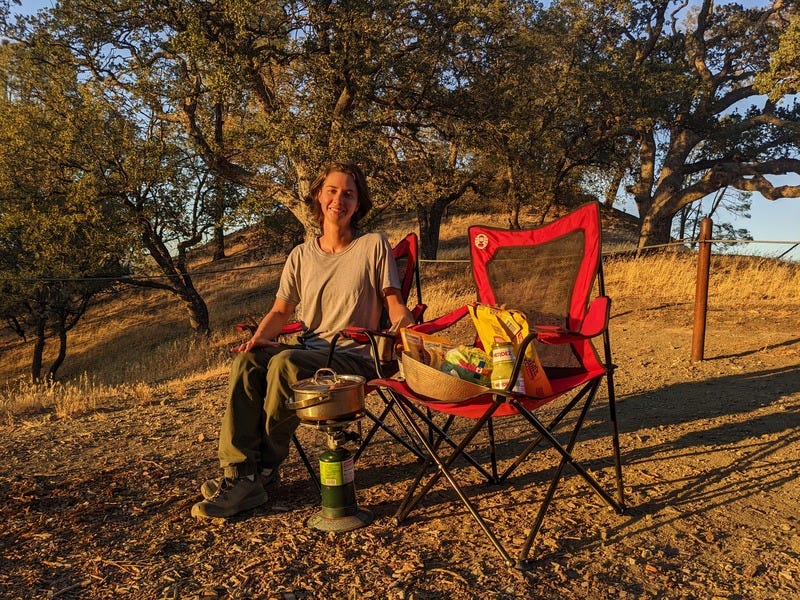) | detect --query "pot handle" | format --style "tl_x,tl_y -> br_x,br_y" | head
290,391 -> 331,409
